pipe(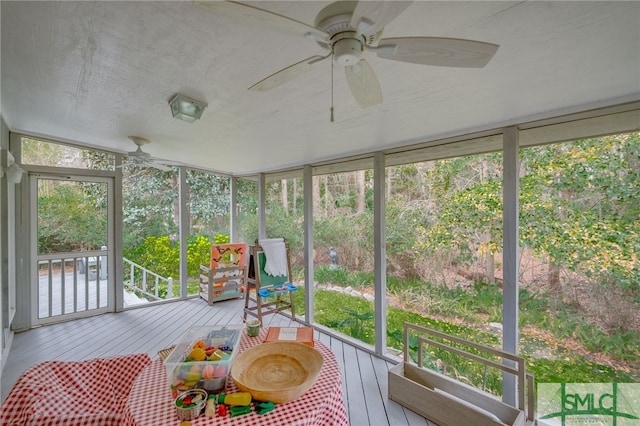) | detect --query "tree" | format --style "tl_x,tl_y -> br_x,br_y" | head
520,134 -> 640,292
122,165 -> 179,249
37,181 -> 107,253
413,154 -> 504,283
187,169 -> 230,236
